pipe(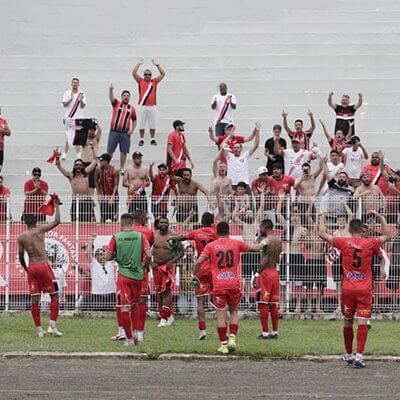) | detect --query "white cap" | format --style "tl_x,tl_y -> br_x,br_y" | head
257,166 -> 268,175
